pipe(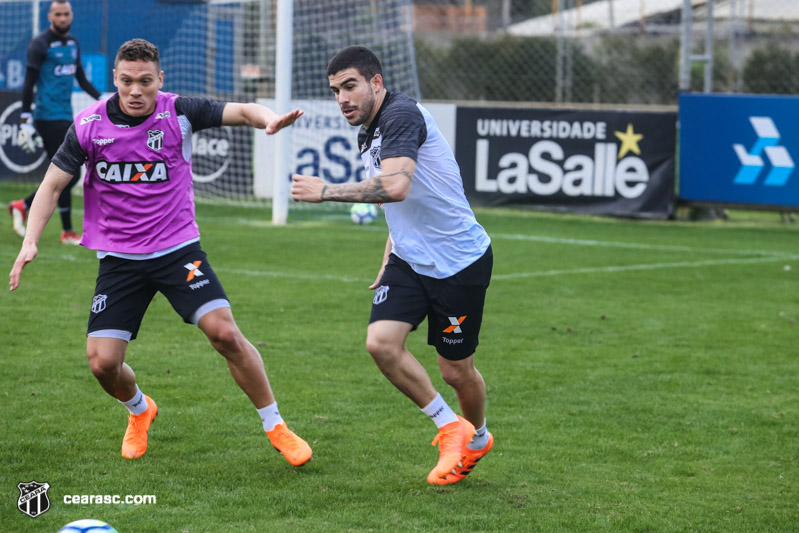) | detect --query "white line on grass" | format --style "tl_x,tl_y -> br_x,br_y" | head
492,232 -> 792,257
493,254 -> 799,280
214,267 -> 368,284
